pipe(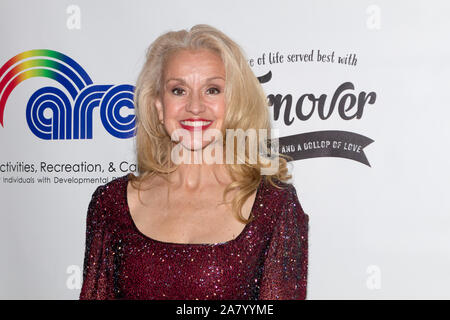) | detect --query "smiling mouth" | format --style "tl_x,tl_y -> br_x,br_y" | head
179,119 -> 213,131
